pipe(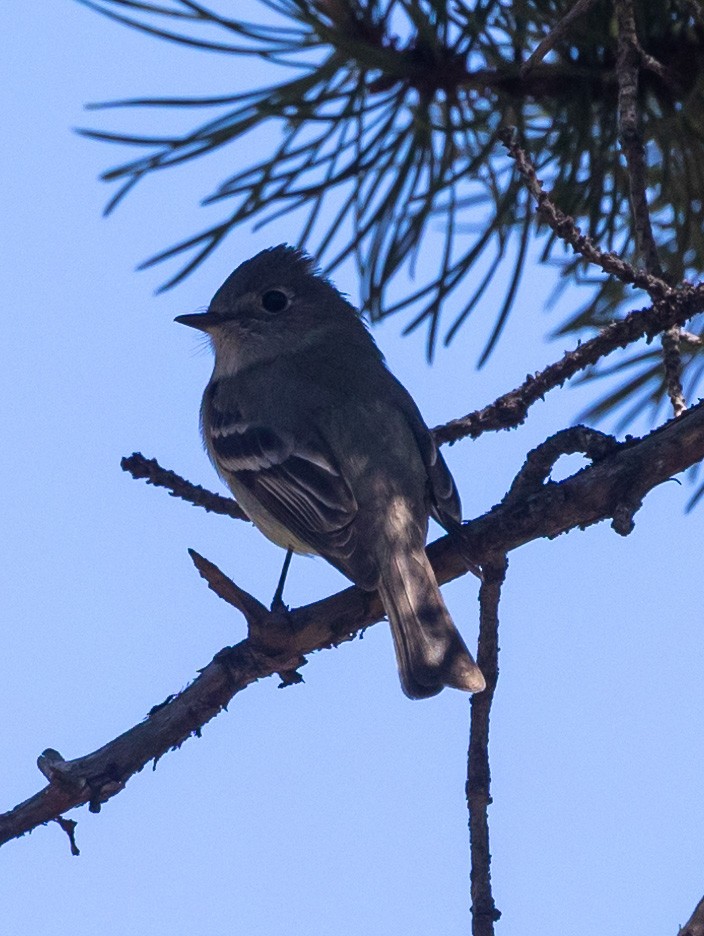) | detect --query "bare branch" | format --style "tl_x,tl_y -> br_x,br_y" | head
121,453 -> 249,520
4,400 -> 704,848
435,284 -> 704,444
188,548 -> 267,626
662,327 -> 687,417
468,557 -> 507,936
189,549 -> 308,681
679,895 -> 704,936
